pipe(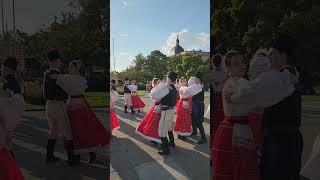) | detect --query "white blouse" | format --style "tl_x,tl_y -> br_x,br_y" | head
223,77 -> 250,116
179,84 -> 203,99
56,74 -> 88,95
